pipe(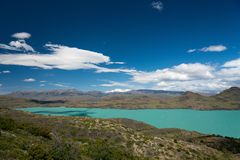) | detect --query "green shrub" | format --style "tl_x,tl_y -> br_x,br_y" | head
27,144 -> 52,160
25,125 -> 51,139
0,117 -> 17,131
84,138 -> 136,160
50,142 -> 81,160
0,117 -> 51,139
